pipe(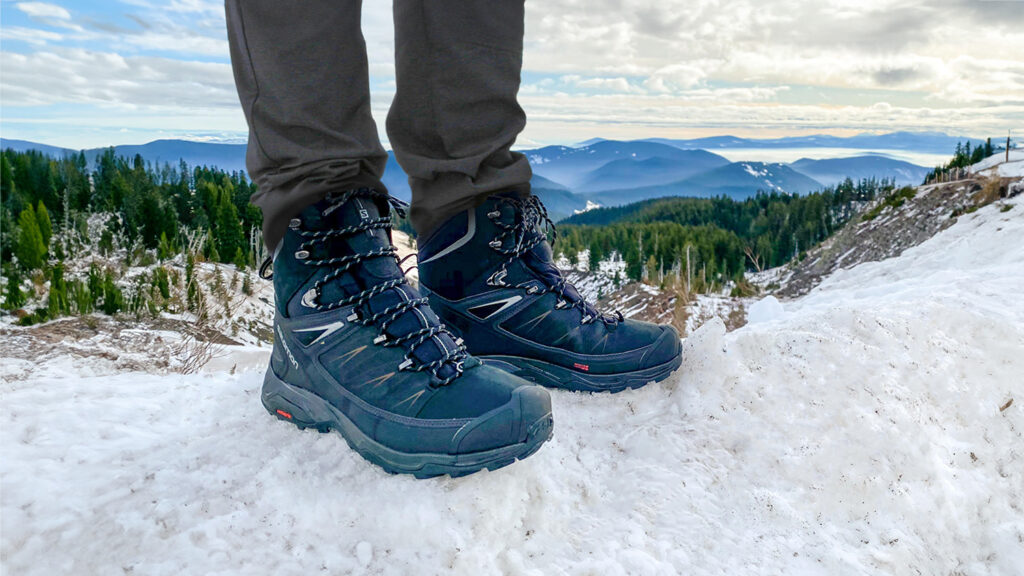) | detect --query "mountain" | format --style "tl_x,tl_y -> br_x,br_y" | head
789,155 -> 930,187
588,161 -> 824,207
531,174 -> 571,191
524,140 -> 716,188
577,151 -> 731,192
0,138 -> 77,158
645,131 -> 983,153
0,137 -> 249,172
532,187 -> 588,222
